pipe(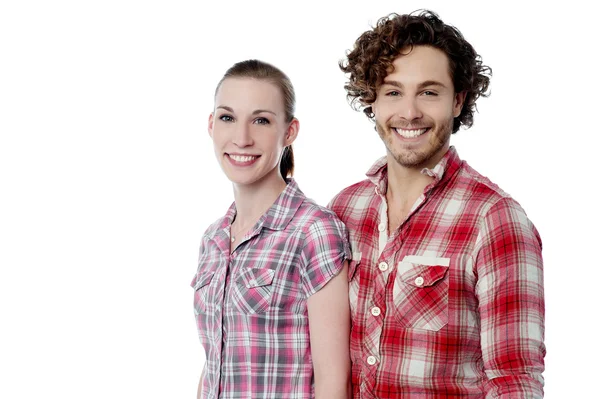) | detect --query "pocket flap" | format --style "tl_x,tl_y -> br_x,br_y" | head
193,272 -> 215,290
237,268 -> 275,288
398,256 -> 449,288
